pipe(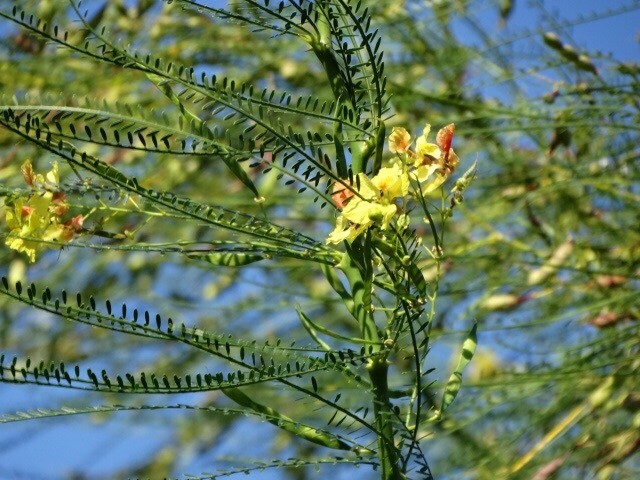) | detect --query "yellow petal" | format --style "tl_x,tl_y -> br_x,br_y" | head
420,173 -> 447,195
5,201 -> 22,230
369,203 -> 398,229
31,192 -> 53,214
326,216 -> 351,245
388,127 -> 411,154
345,223 -> 370,242
416,136 -> 440,159
447,148 -> 460,171
342,198 -> 377,226
354,173 -> 379,200
326,215 -> 369,244
5,236 -> 38,263
43,224 -> 66,242
371,163 -> 409,200
45,162 -> 60,185
413,163 -> 439,184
